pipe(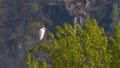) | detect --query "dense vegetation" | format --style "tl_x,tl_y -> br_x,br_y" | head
26,18 -> 120,68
